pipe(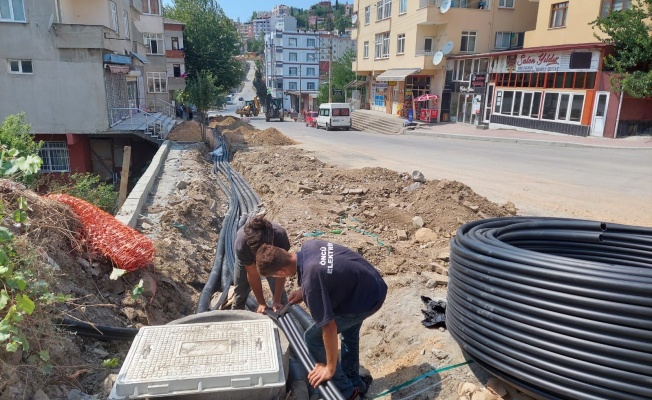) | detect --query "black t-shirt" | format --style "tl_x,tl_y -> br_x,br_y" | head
297,240 -> 387,327
234,222 -> 291,268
